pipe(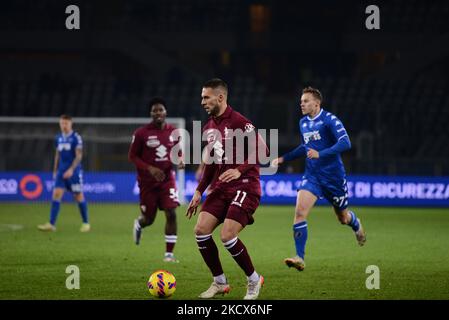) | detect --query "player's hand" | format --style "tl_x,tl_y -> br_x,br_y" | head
271,157 -> 284,167
218,169 -> 241,183
63,168 -> 73,179
307,149 -> 320,159
177,160 -> 186,170
148,166 -> 166,182
186,190 -> 202,219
